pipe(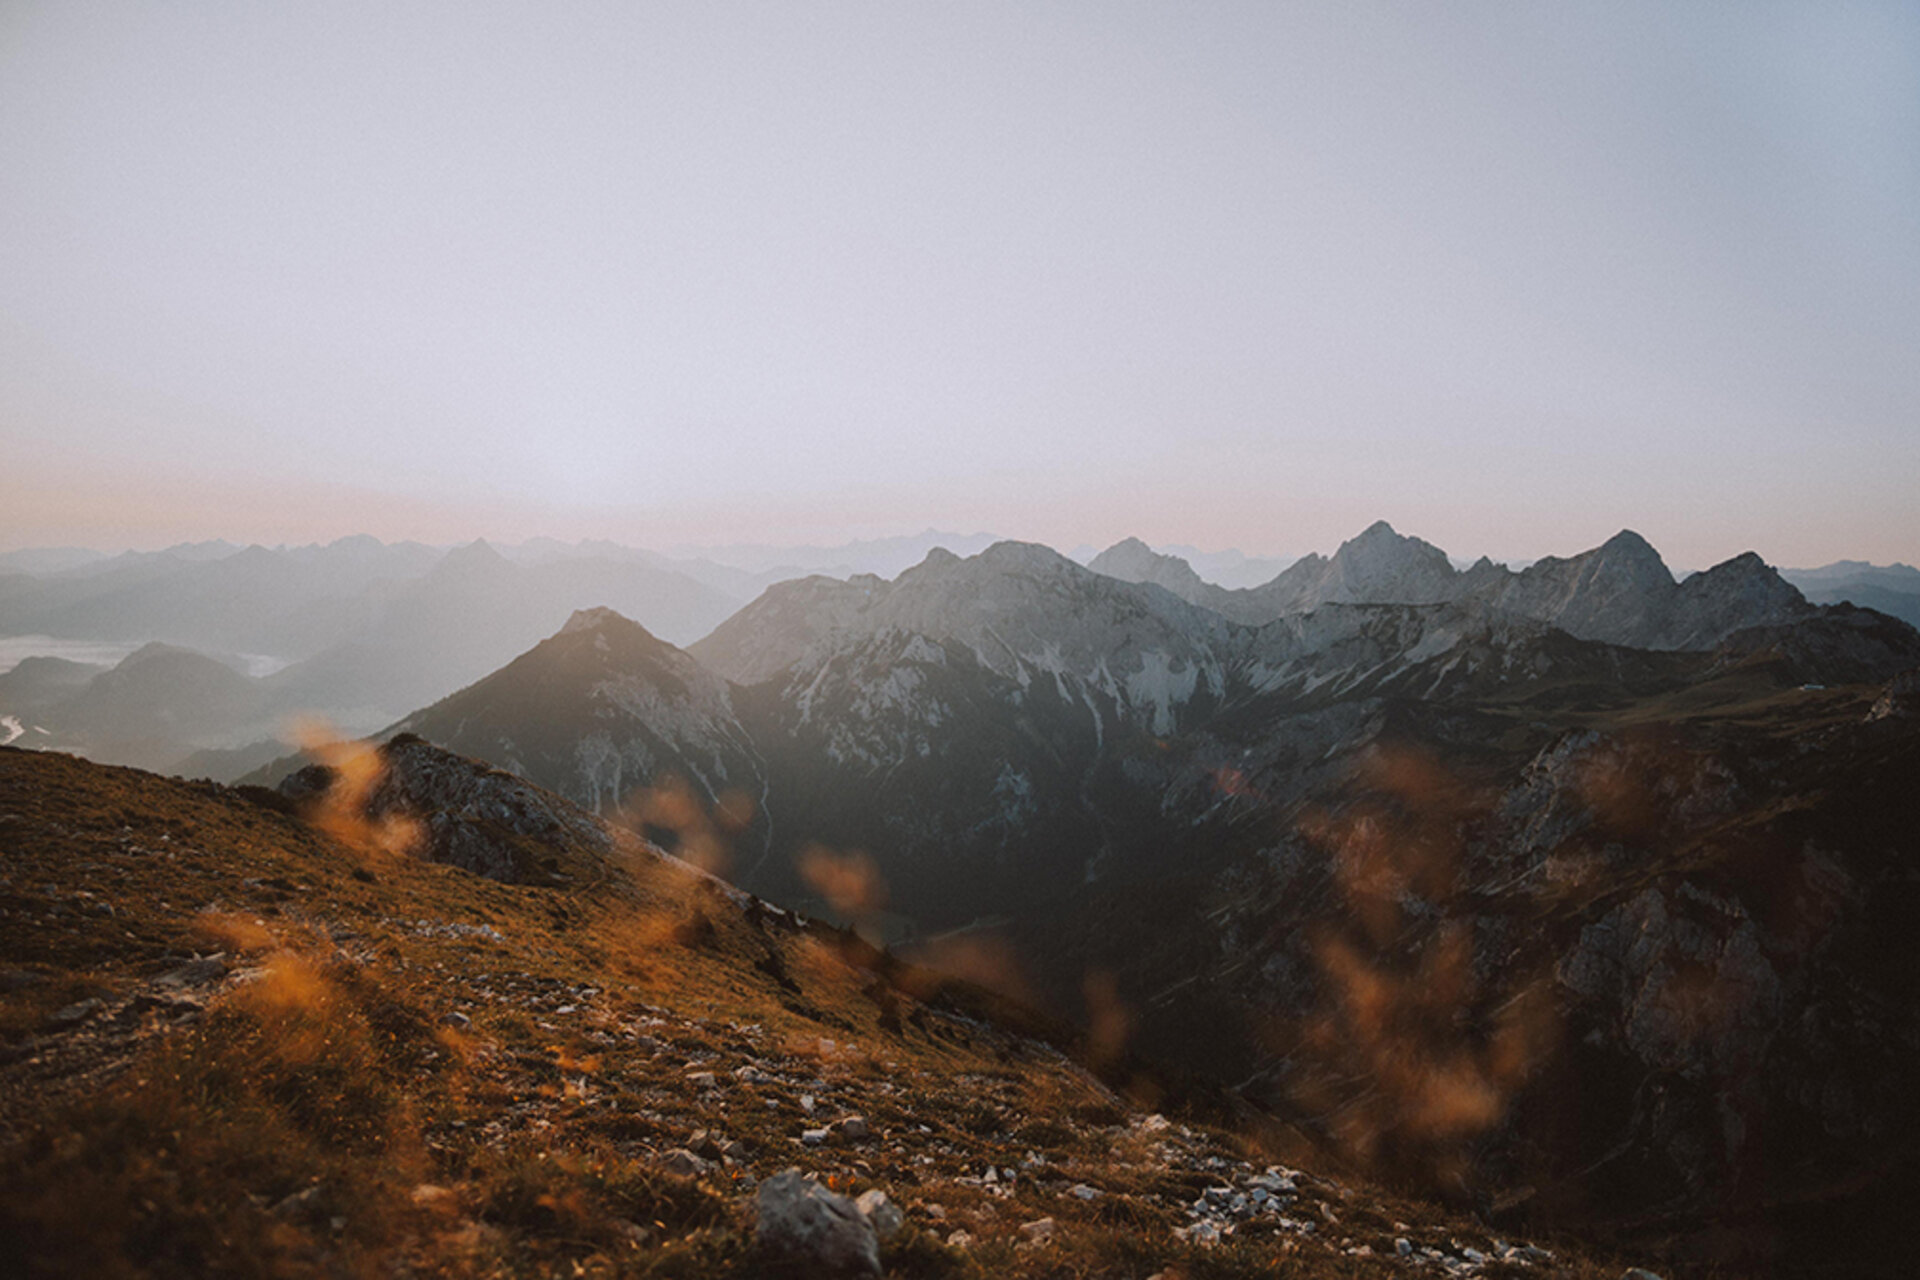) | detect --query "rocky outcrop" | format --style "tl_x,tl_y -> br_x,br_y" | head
1867,669 -> 1919,721
280,734 -> 618,884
